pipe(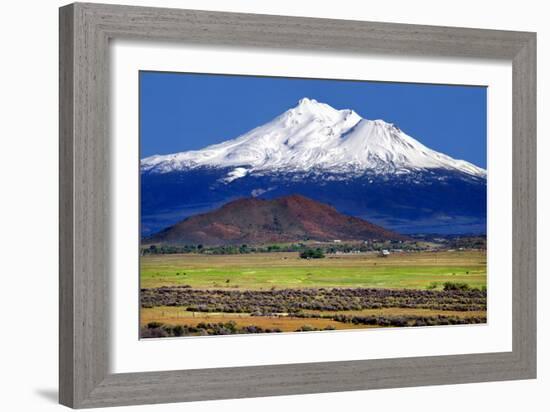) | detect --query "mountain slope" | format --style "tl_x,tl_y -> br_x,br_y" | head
145,194 -> 407,246
140,98 -> 487,236
141,98 -> 486,180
